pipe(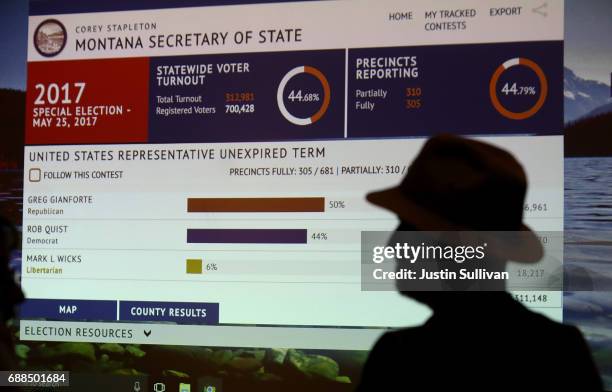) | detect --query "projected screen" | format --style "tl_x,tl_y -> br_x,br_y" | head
18,0 -> 564,389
